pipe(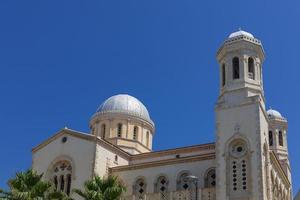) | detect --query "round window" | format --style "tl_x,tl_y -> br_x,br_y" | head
62,136 -> 68,143
237,146 -> 243,152
230,140 -> 247,157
